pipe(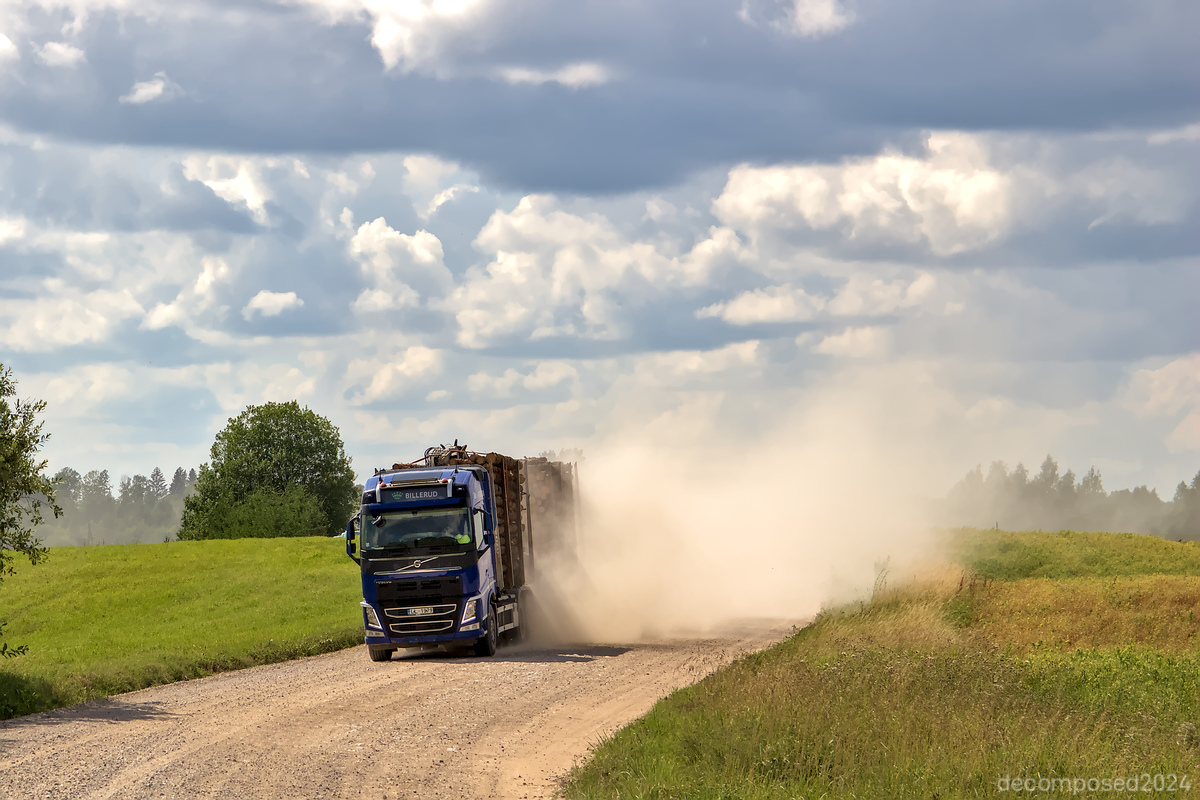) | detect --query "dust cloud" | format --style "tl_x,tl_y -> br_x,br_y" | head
529,372 -> 951,643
